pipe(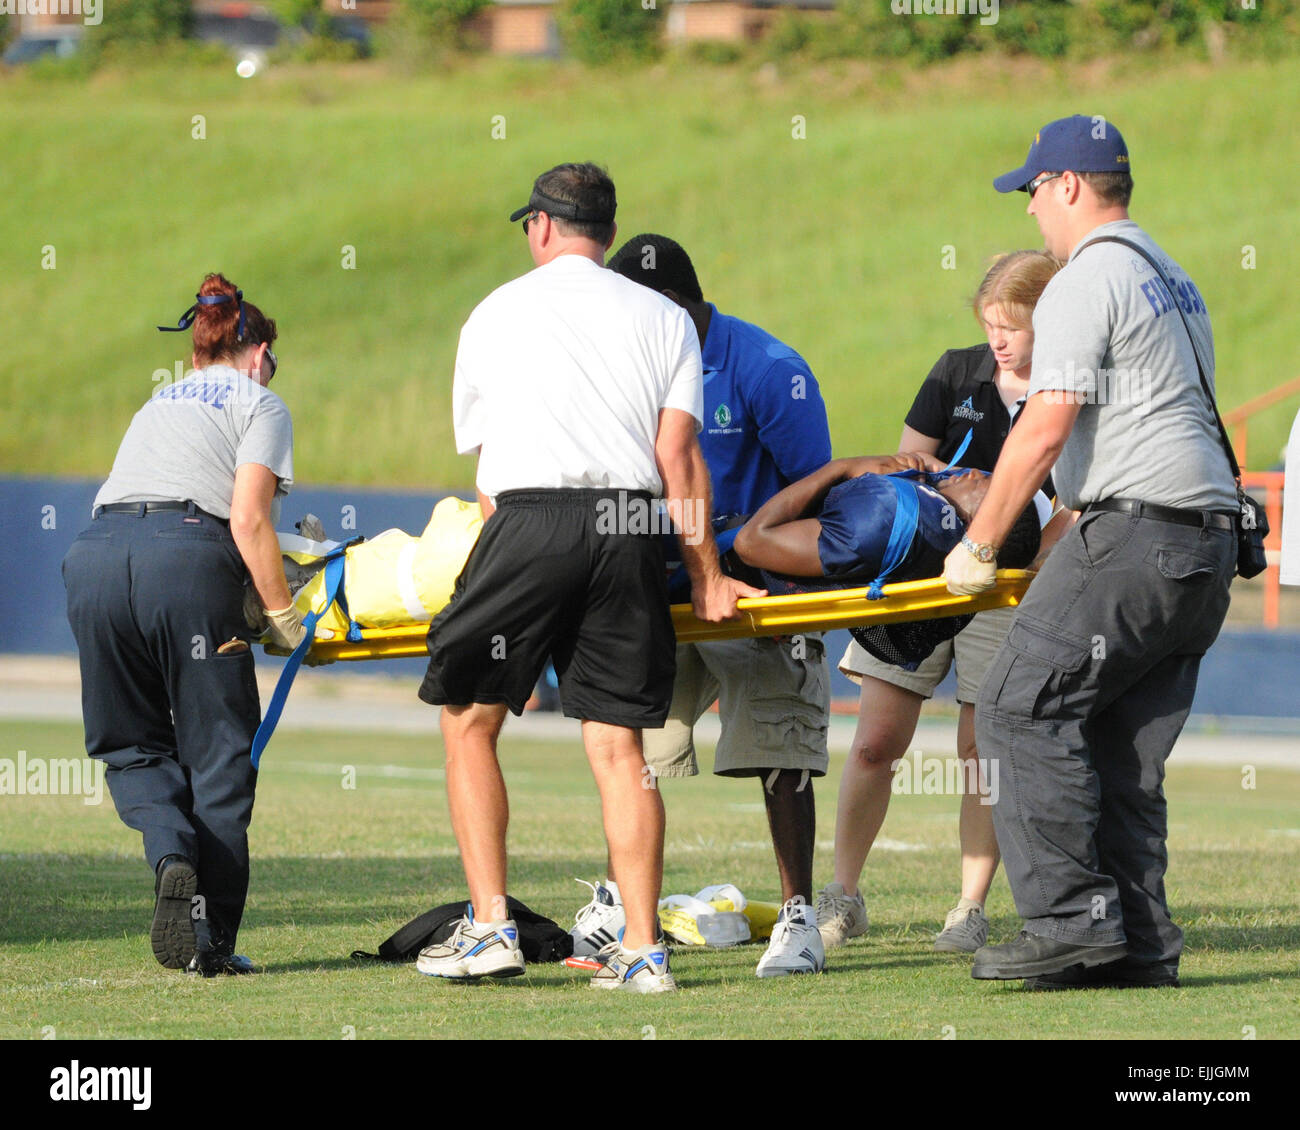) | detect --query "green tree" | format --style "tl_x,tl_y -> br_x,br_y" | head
557,0 -> 663,65
382,0 -> 490,62
90,0 -> 192,49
